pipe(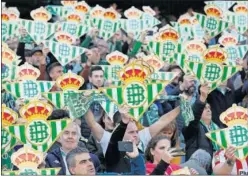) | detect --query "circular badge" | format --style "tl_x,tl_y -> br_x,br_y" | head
227,125 -> 248,148
203,63 -> 222,83
226,46 -> 238,63
206,17 -> 218,32
123,82 -> 147,107
188,54 -> 202,62
34,22 -> 46,34
2,129 -> 11,148
59,43 -> 70,57
26,120 -> 51,146
237,15 -> 247,26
